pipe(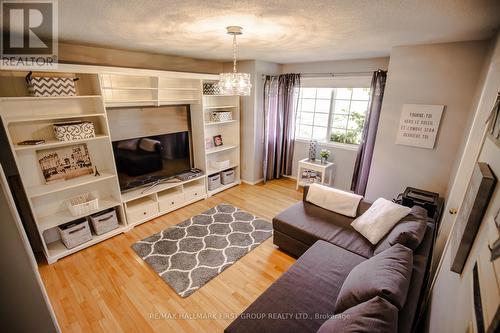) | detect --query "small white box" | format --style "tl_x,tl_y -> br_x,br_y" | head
53,121 -> 96,141
210,160 -> 230,170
